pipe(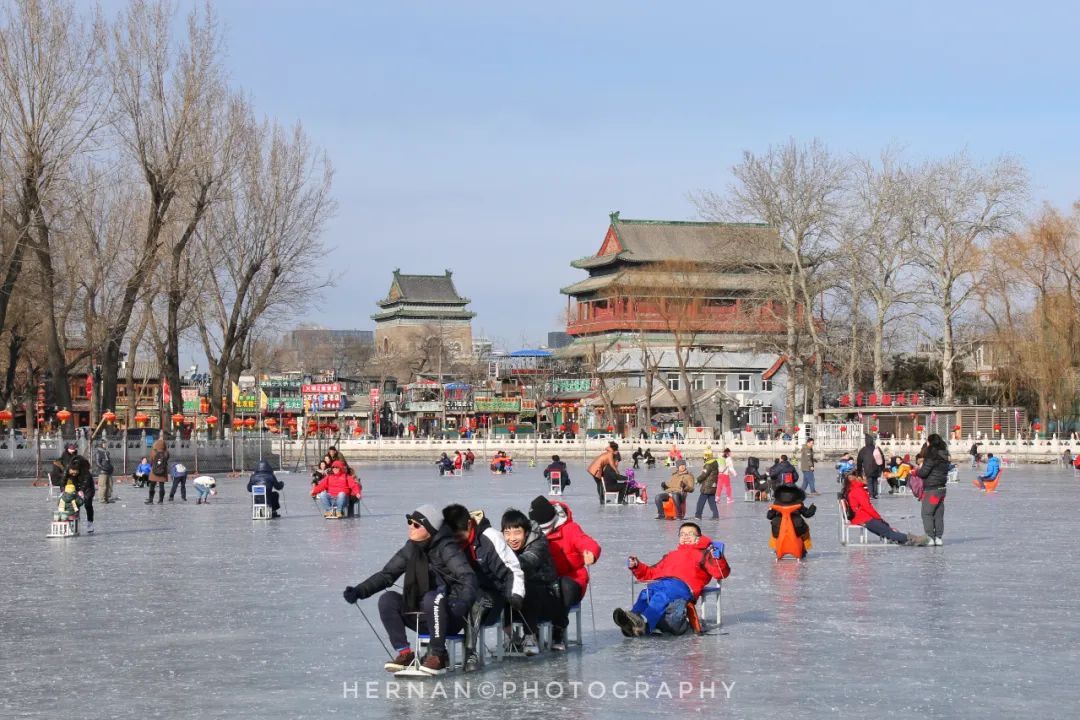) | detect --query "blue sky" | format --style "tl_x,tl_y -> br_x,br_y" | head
170,0 -> 1080,349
